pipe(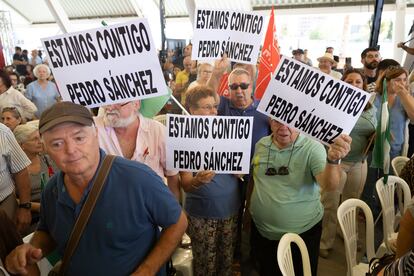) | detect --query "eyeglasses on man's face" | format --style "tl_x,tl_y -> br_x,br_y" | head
229,82 -> 250,90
